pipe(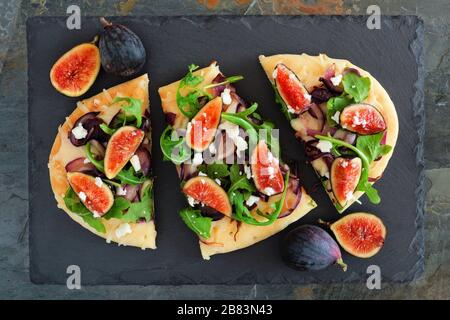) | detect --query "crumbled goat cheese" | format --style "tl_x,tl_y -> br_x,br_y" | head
345,191 -> 354,201
234,136 -> 248,152
272,68 -> 278,79
263,187 -> 275,196
287,105 -> 297,114
246,195 -> 260,207
187,195 -> 198,207
115,223 -> 132,238
130,155 -> 141,172
208,142 -> 216,155
192,152 -> 203,166
330,74 -> 343,86
215,179 -> 221,185
95,177 -> 103,187
78,191 -> 87,202
331,111 -> 340,124
83,158 -> 91,164
221,88 -> 232,105
341,161 -> 348,168
198,171 -> 207,177
244,165 -> 252,179
116,186 -> 127,196
304,92 -> 312,101
316,140 -> 333,153
93,211 -> 101,218
71,123 -> 88,139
